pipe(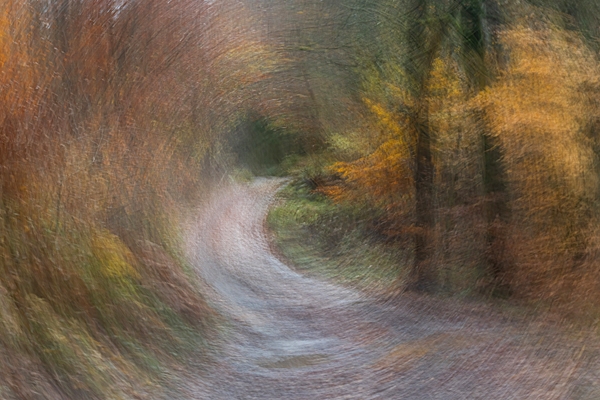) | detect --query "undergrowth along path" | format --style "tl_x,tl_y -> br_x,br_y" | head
186,178 -> 599,399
